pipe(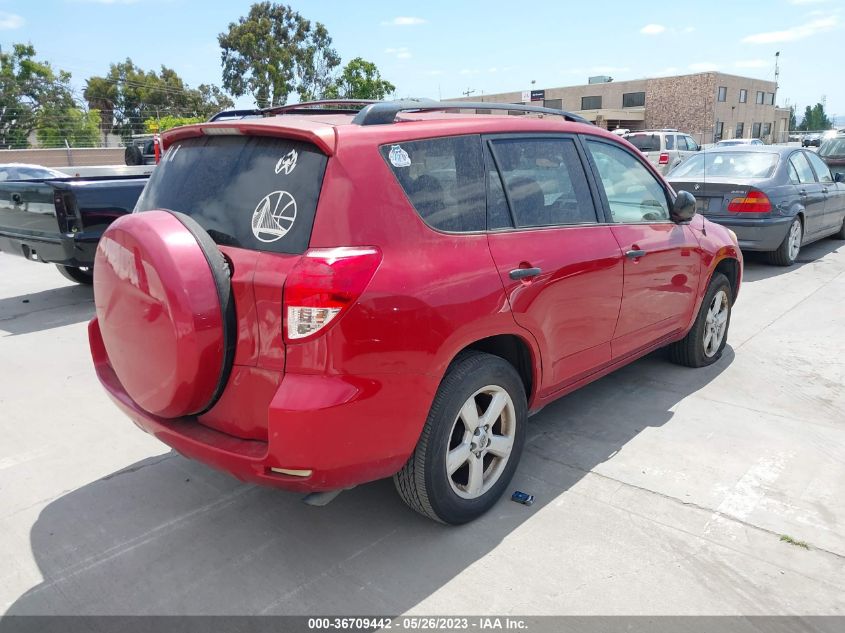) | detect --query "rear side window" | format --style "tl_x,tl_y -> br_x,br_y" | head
488,138 -> 597,227
135,135 -> 328,254
789,152 -> 816,184
380,135 -> 485,232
